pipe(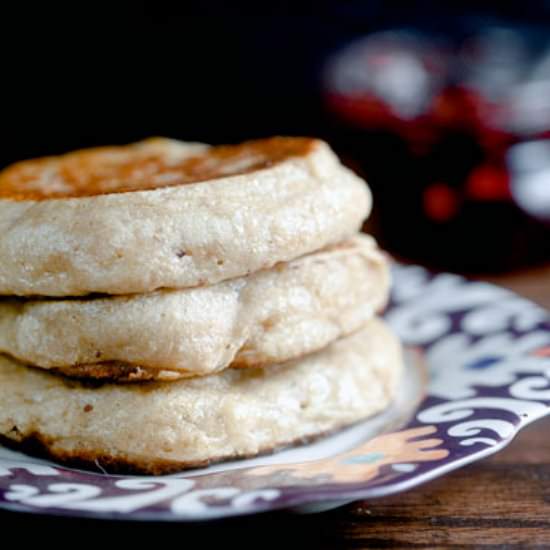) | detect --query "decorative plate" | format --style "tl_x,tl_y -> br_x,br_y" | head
1,264 -> 550,521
